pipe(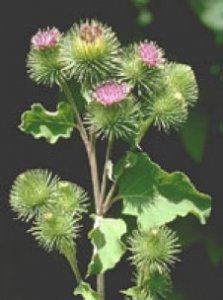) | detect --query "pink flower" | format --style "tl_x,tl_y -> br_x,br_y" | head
138,41 -> 164,67
93,82 -> 130,106
31,27 -> 60,50
79,22 -> 104,43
